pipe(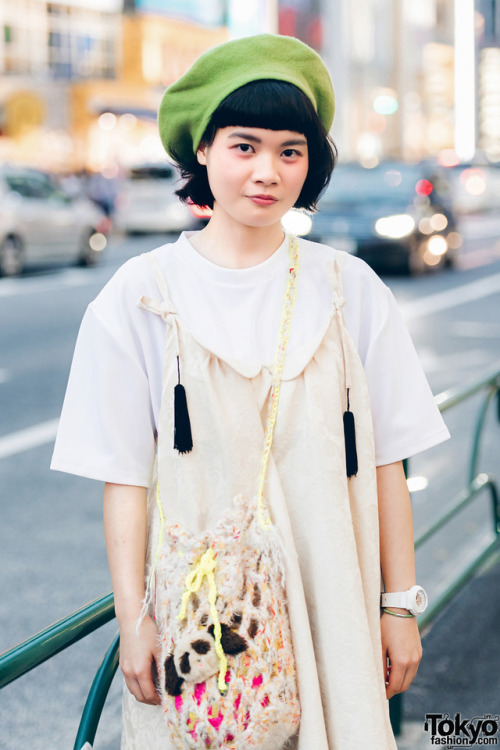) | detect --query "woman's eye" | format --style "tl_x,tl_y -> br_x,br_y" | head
236,143 -> 253,153
282,149 -> 299,158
